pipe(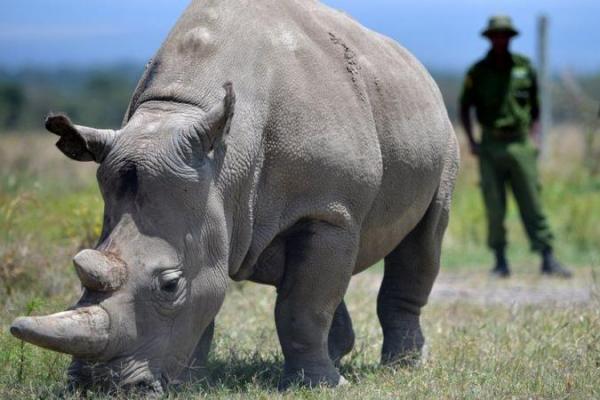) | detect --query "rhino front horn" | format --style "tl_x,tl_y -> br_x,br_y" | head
73,249 -> 126,292
10,306 -> 110,357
